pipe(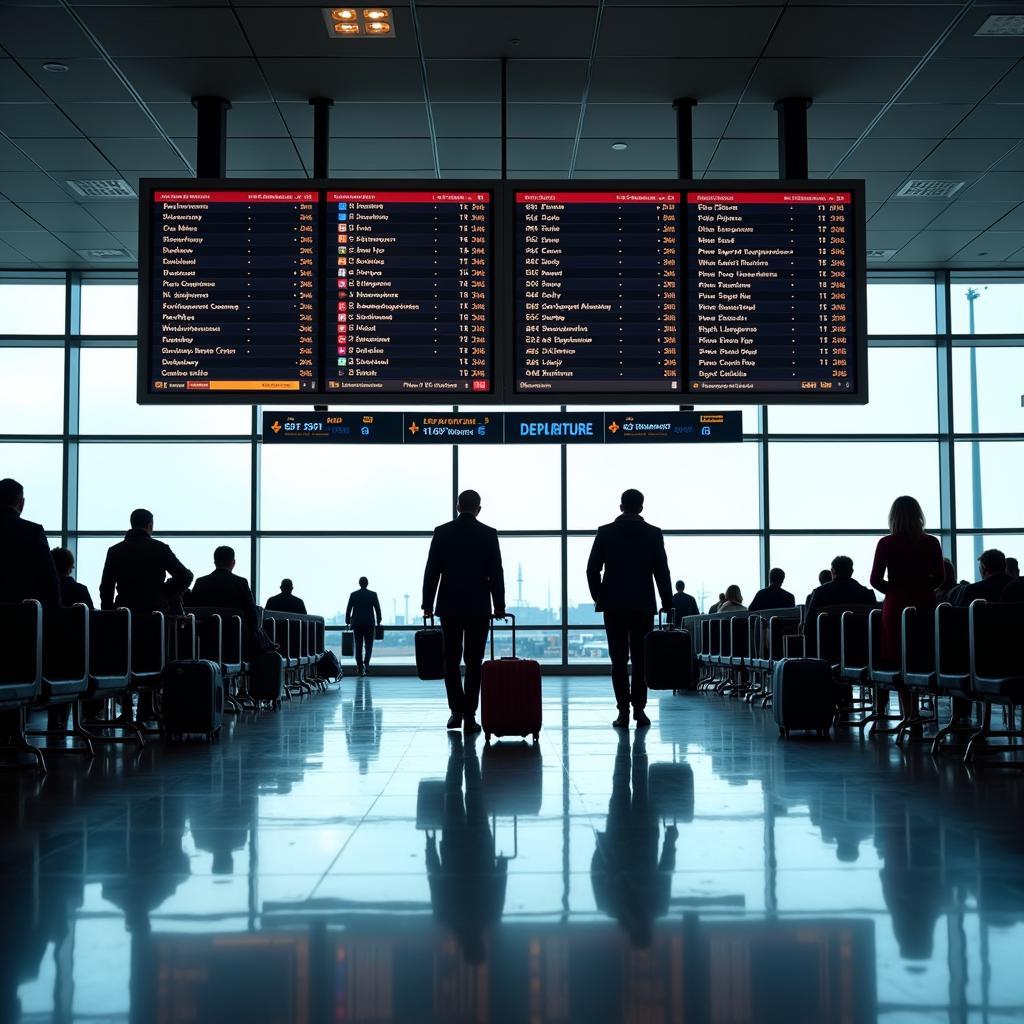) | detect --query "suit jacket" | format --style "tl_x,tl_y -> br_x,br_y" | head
1001,578 -> 1024,603
265,592 -> 306,615
803,577 -> 877,636
422,513 -> 505,618
671,591 -> 699,625
749,585 -> 796,612
953,572 -> 1011,606
347,588 -> 381,626
59,576 -> 94,609
99,529 -> 193,614
0,507 -> 60,608
187,568 -> 259,629
586,514 -> 673,615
